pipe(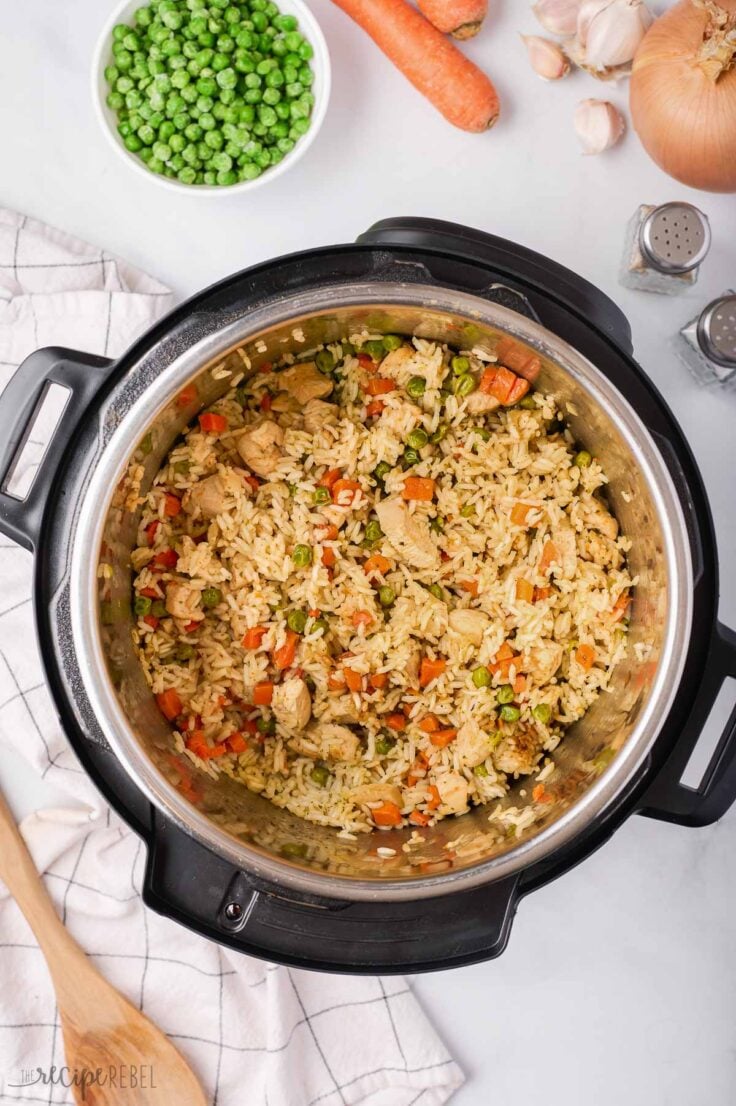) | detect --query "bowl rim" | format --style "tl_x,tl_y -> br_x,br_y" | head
91,0 -> 332,195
